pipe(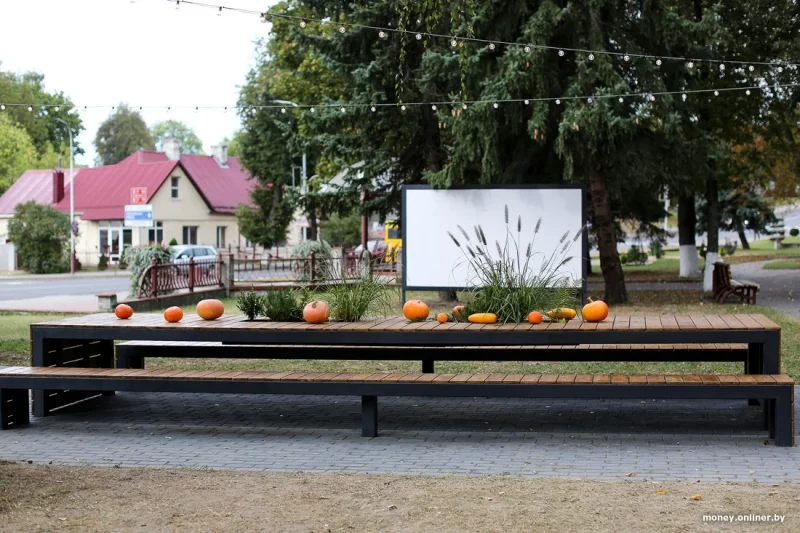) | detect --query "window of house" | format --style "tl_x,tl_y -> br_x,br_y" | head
182,226 -> 198,245
148,221 -> 164,244
216,226 -> 227,249
171,176 -> 179,199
